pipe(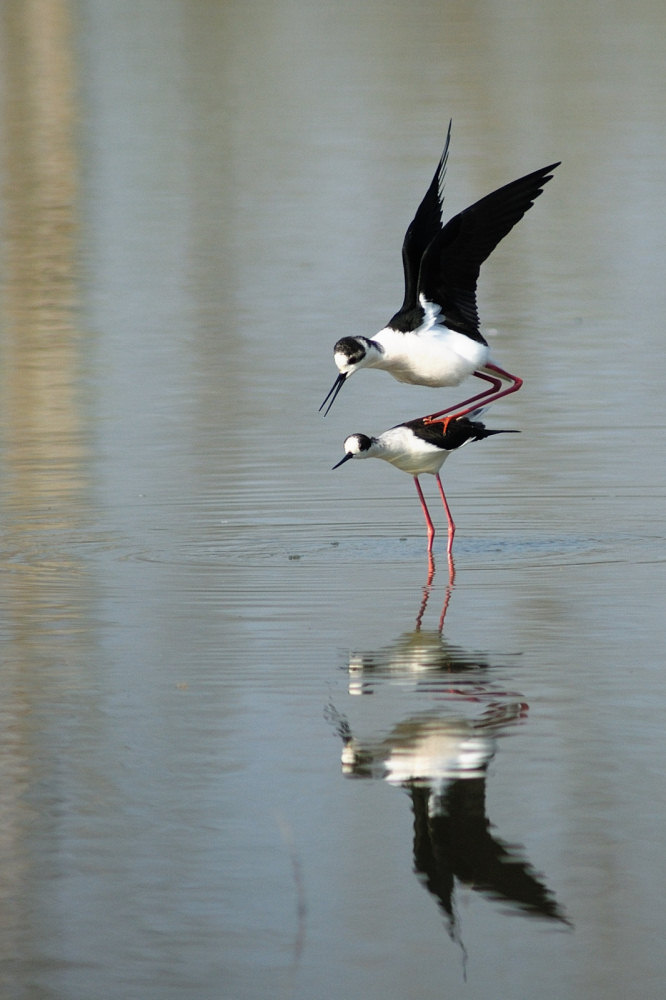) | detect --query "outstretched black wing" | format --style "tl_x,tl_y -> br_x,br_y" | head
396,121 -> 452,317
418,162 -> 561,338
